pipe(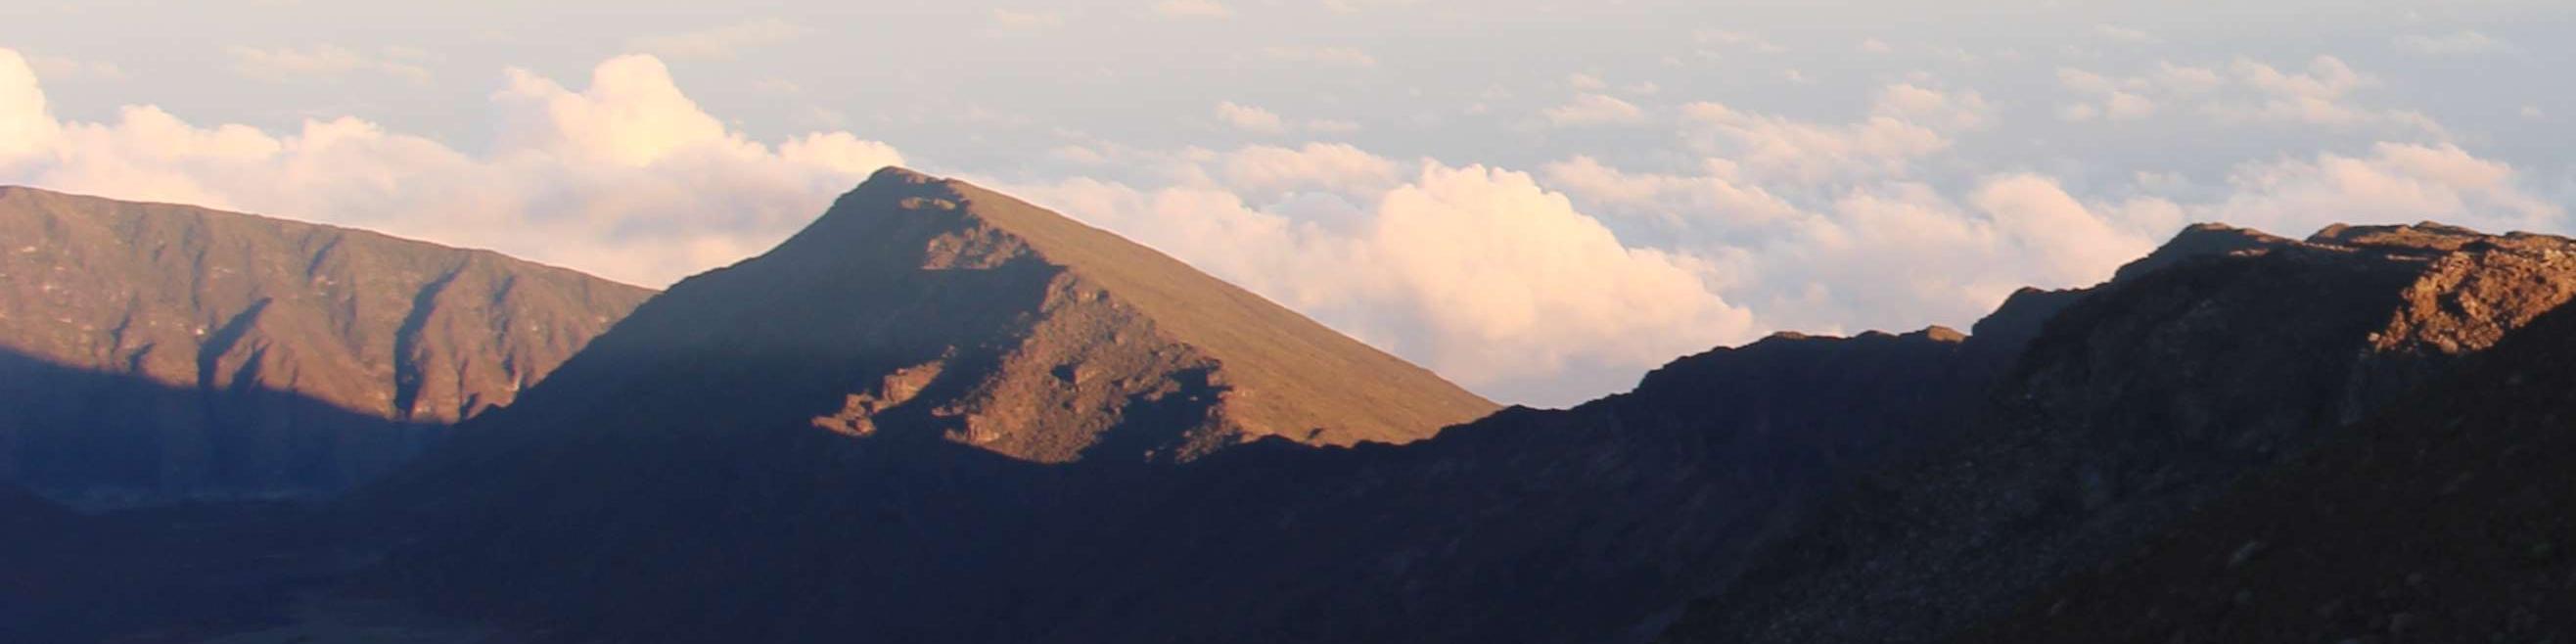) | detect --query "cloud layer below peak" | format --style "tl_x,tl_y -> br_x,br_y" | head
0,48 -> 901,287
2,42 -> 2565,407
